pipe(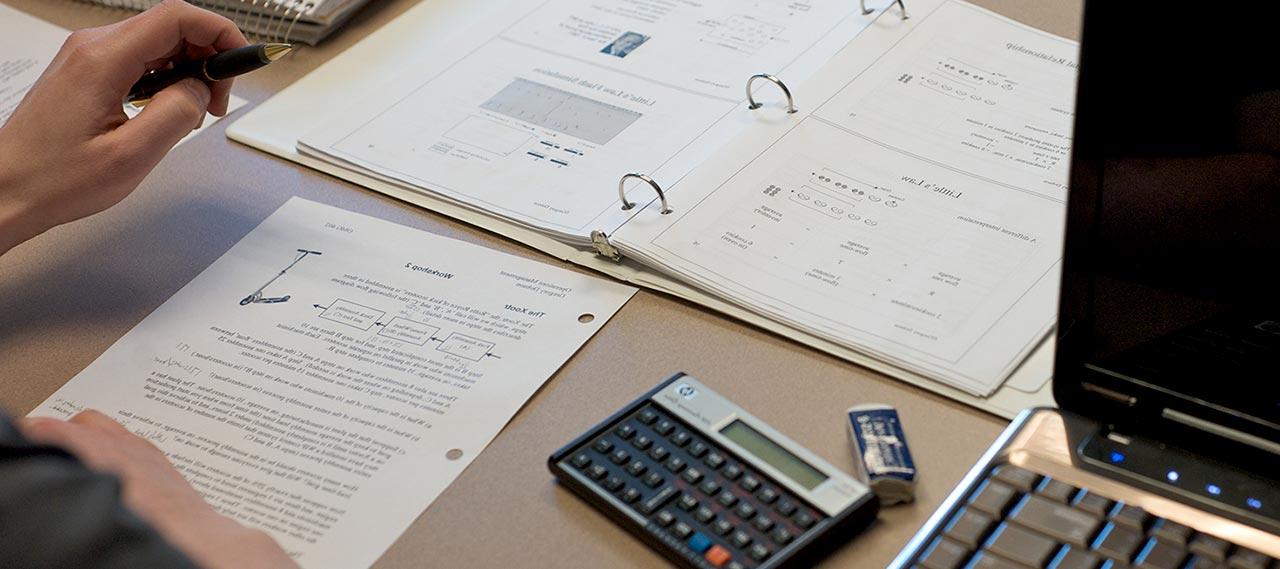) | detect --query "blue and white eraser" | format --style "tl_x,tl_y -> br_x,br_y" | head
846,404 -> 917,505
